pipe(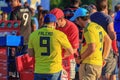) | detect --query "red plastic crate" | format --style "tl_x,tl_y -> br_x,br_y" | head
0,55 -> 7,60
0,72 -> 7,80
0,47 -> 7,80
0,58 -> 7,63
0,76 -> 7,80
0,63 -> 7,67
0,67 -> 7,75
0,47 -> 7,61
0,47 -> 7,55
